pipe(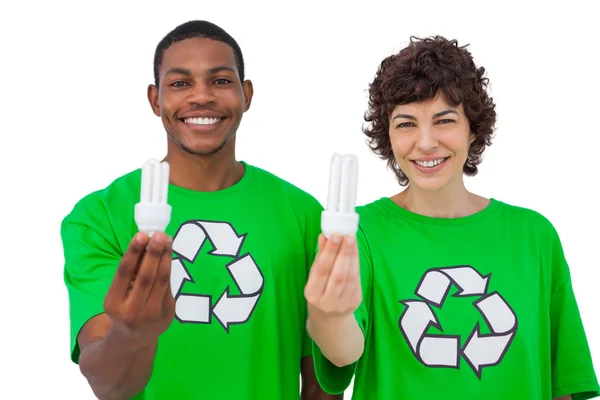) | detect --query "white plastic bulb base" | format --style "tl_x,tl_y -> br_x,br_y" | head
321,210 -> 359,239
134,202 -> 172,237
